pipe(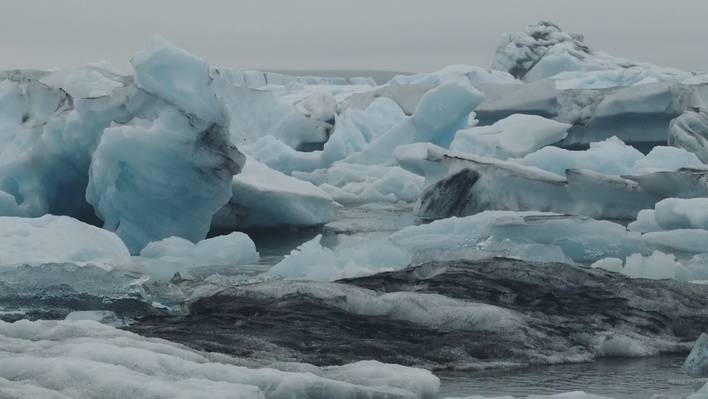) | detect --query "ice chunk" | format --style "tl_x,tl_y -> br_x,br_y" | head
265,234 -> 411,281
244,97 -> 406,175
321,97 -> 406,165
345,82 -> 484,165
397,143 -> 708,221
138,232 -> 259,280
627,209 -> 662,233
518,137 -> 645,177
86,105 -> 244,254
642,229 -> 708,254
450,114 -> 570,159
0,215 -> 130,269
590,258 -> 624,273
652,198 -> 708,230
212,157 -> 338,229
685,333 -> 708,377
621,251 -> 683,280
294,163 -> 424,204
391,211 -> 645,264
131,36 -> 222,122
0,319 -> 438,399
668,107 -> 708,163
493,21 -> 692,83
389,64 -> 519,86
0,69 -> 134,220
293,91 -> 337,122
221,86 -> 332,150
